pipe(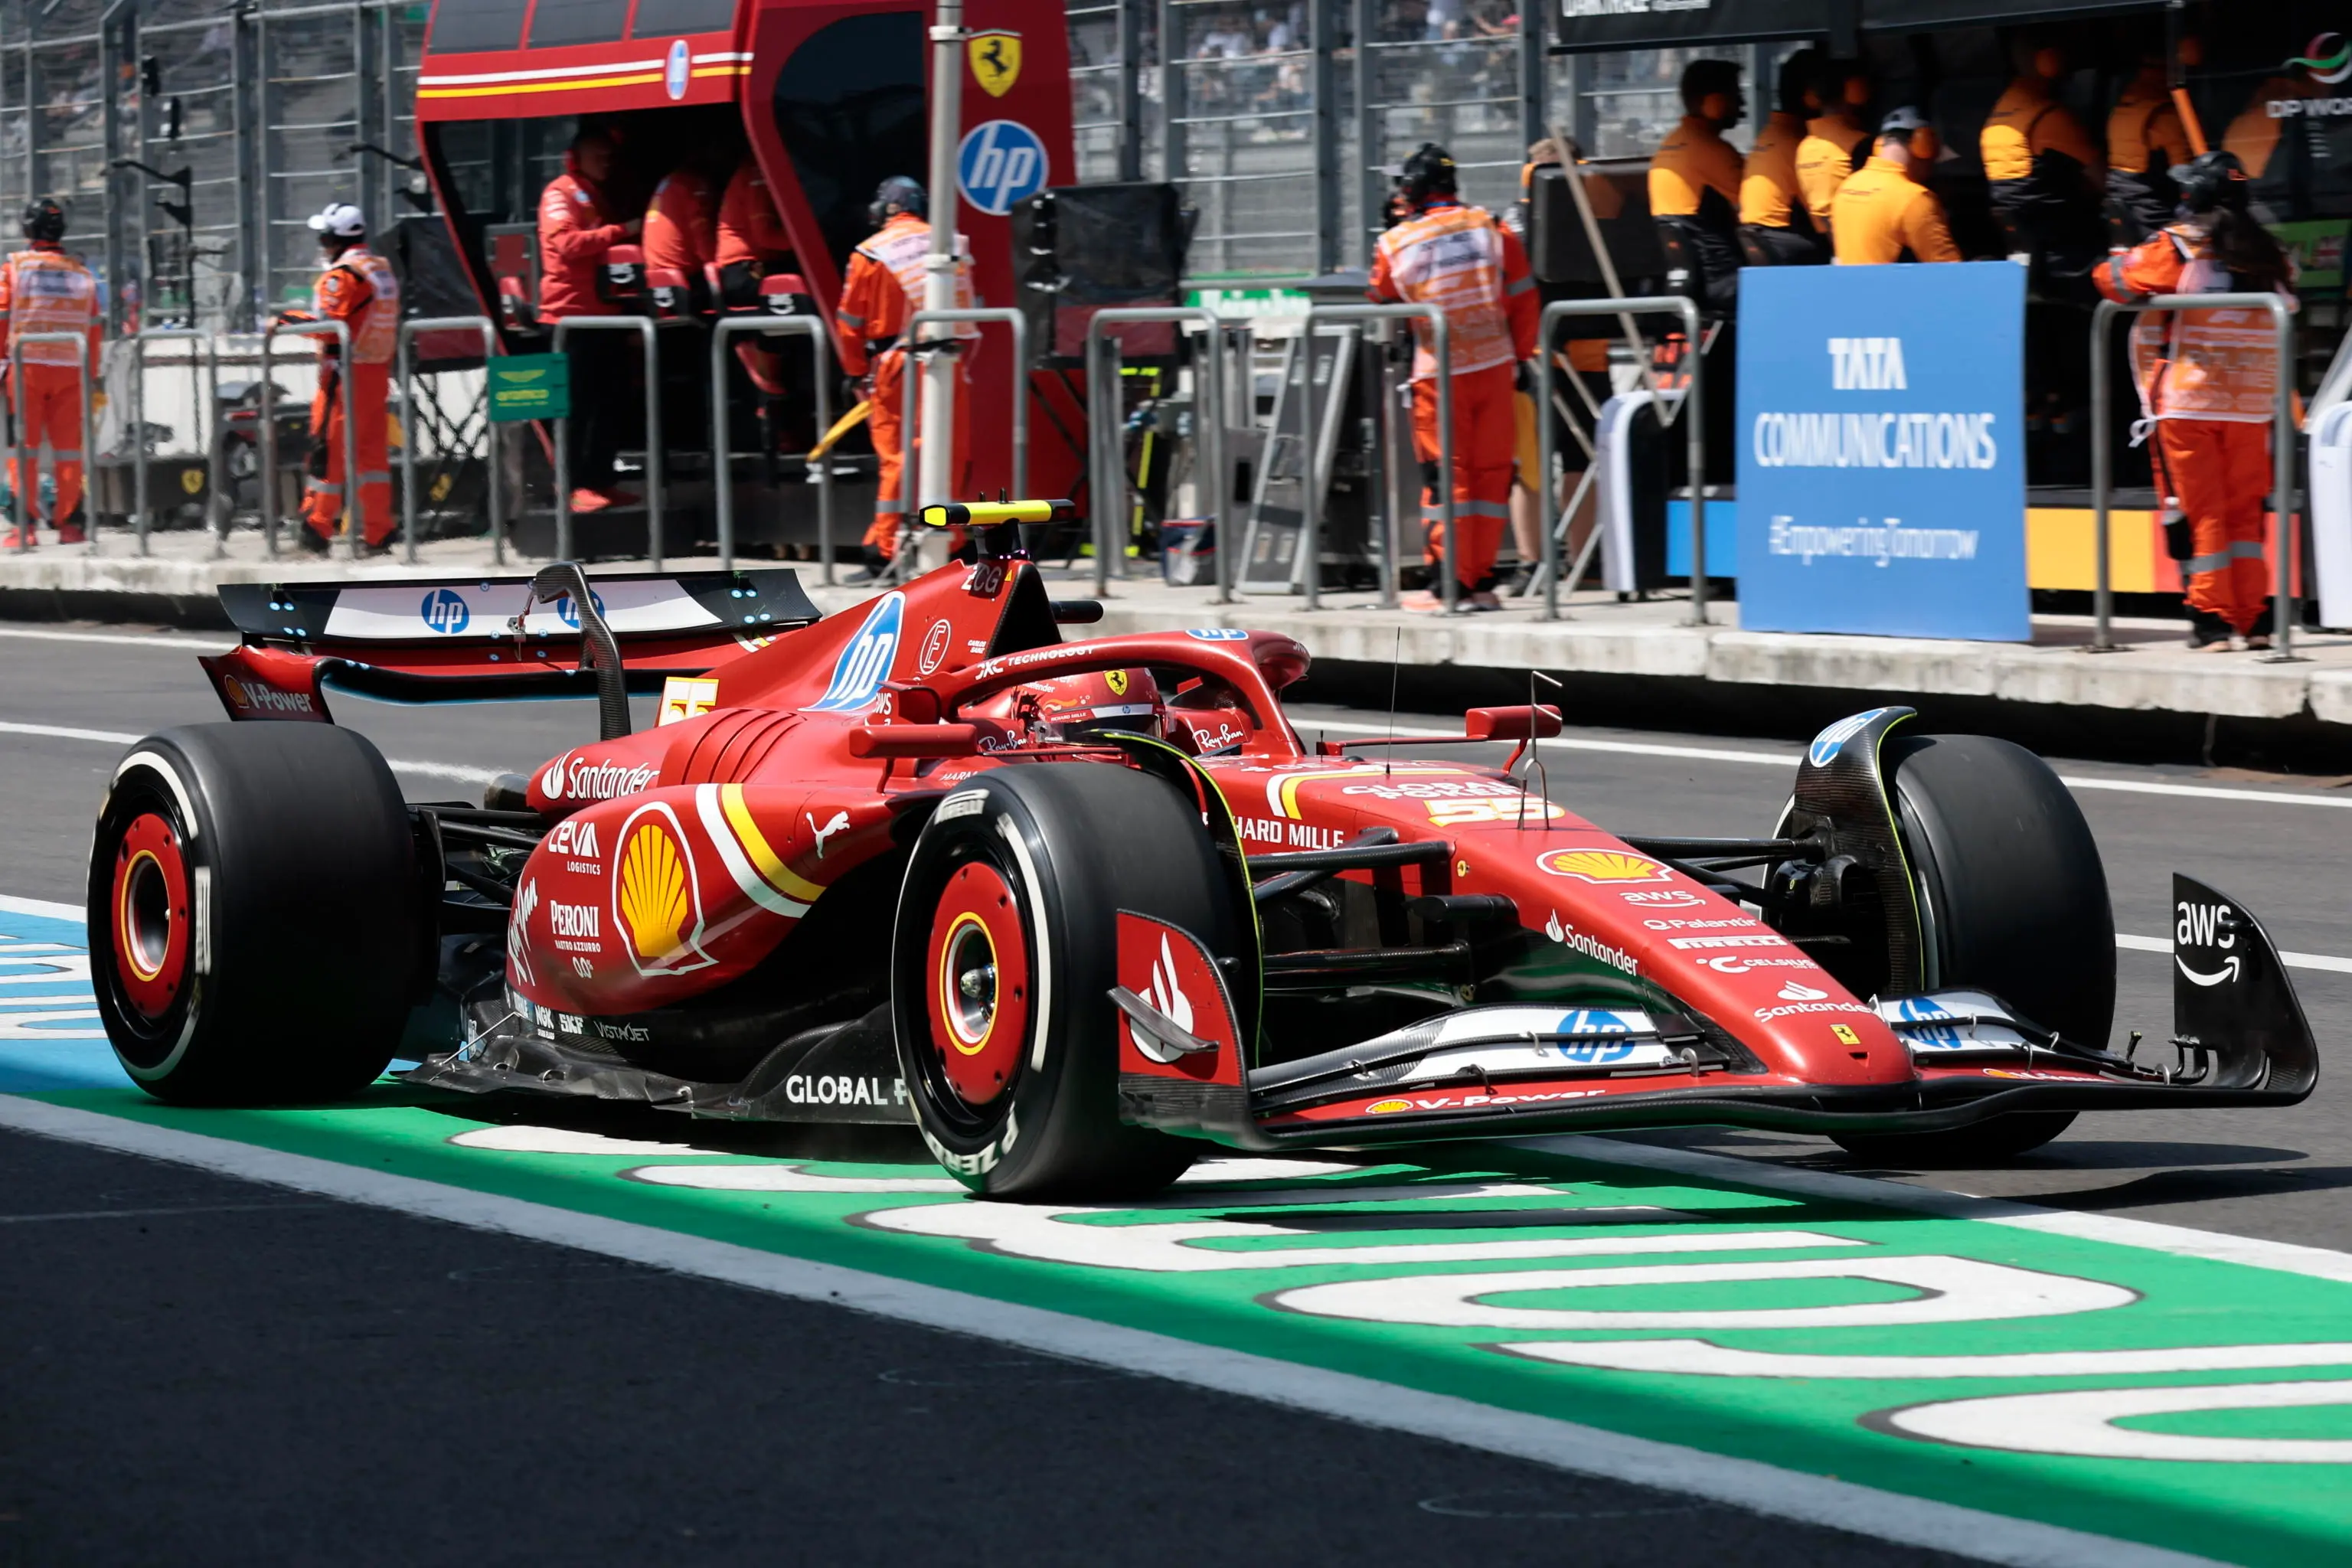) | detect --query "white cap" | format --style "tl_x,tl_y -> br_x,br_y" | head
307,202 -> 365,238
